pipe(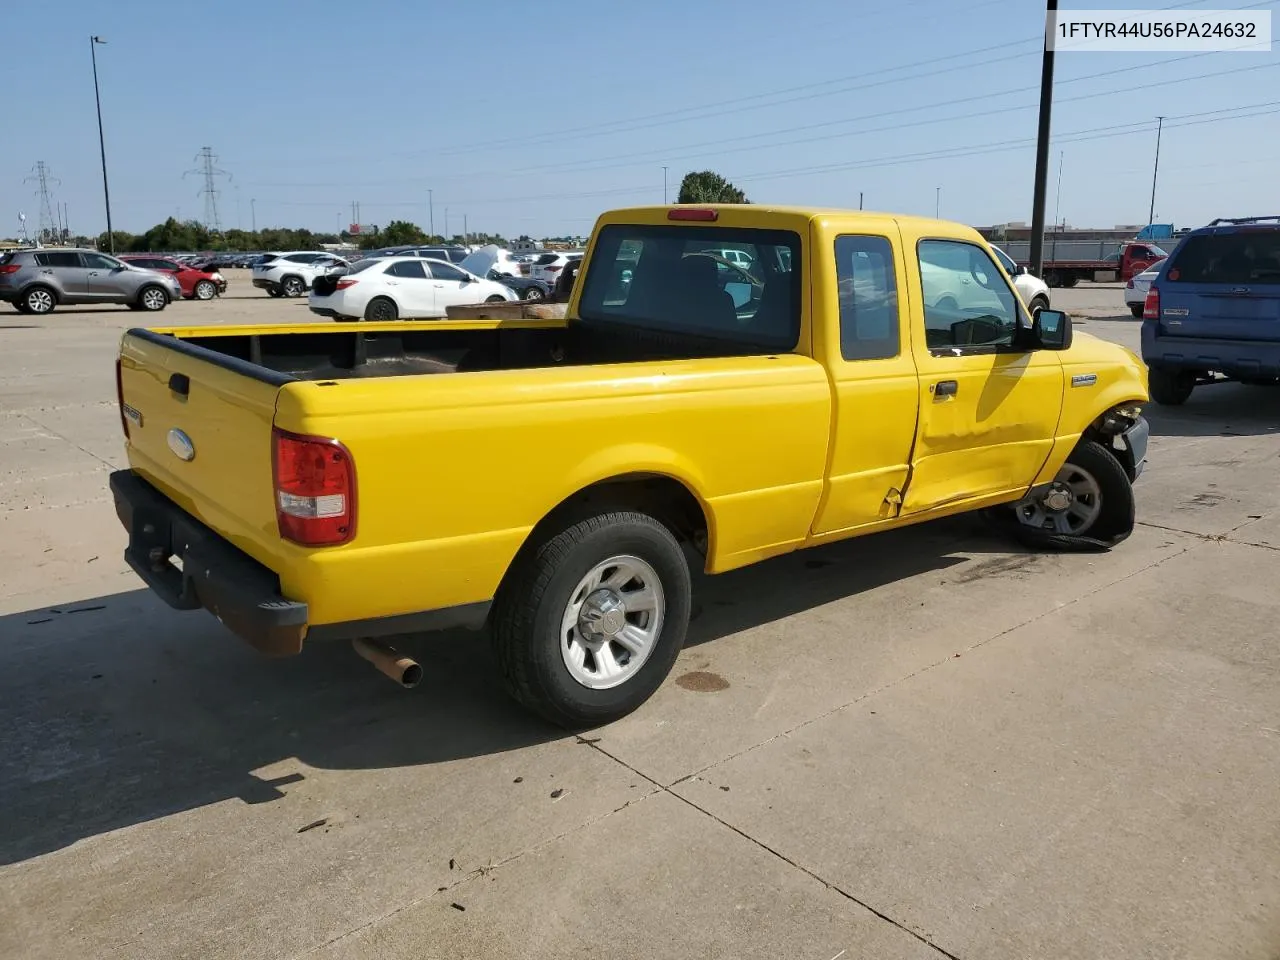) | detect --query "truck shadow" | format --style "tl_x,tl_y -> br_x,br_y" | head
1143,382 -> 1280,438
0,514 -> 1004,865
